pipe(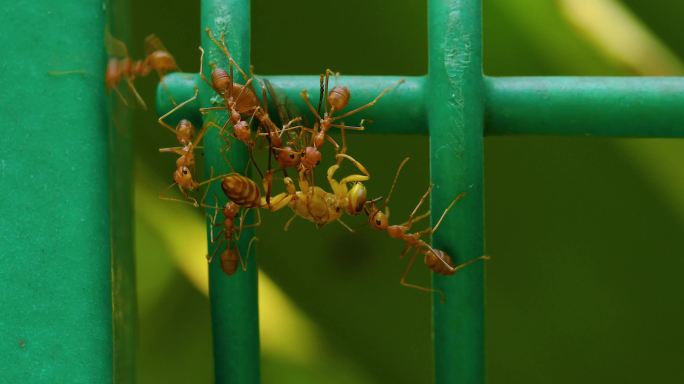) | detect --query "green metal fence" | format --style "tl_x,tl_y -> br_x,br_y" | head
4,0 -> 684,383
157,0 -> 684,383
